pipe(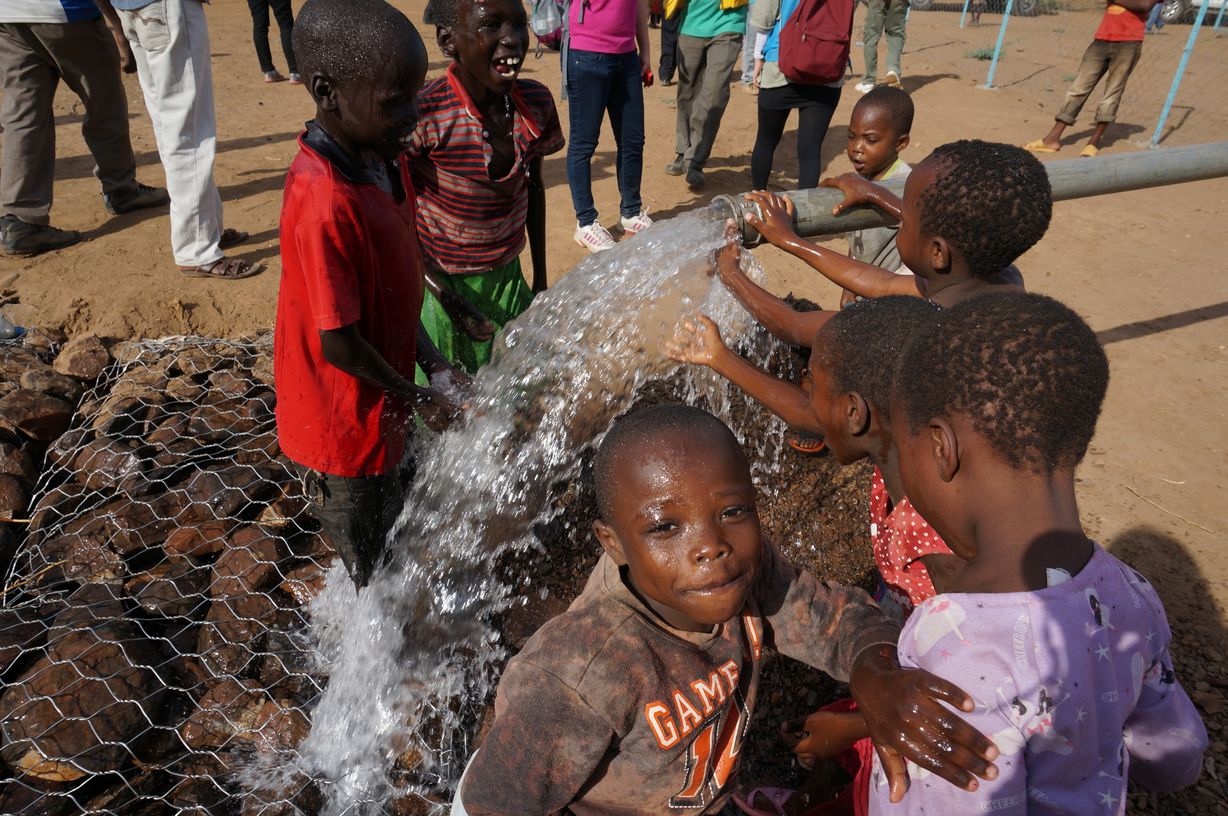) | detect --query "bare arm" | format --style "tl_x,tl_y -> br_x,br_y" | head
744,190 -> 922,300
527,156 -> 548,293
93,0 -> 136,72
715,243 -> 836,347
423,267 -> 496,342
666,315 -> 819,431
